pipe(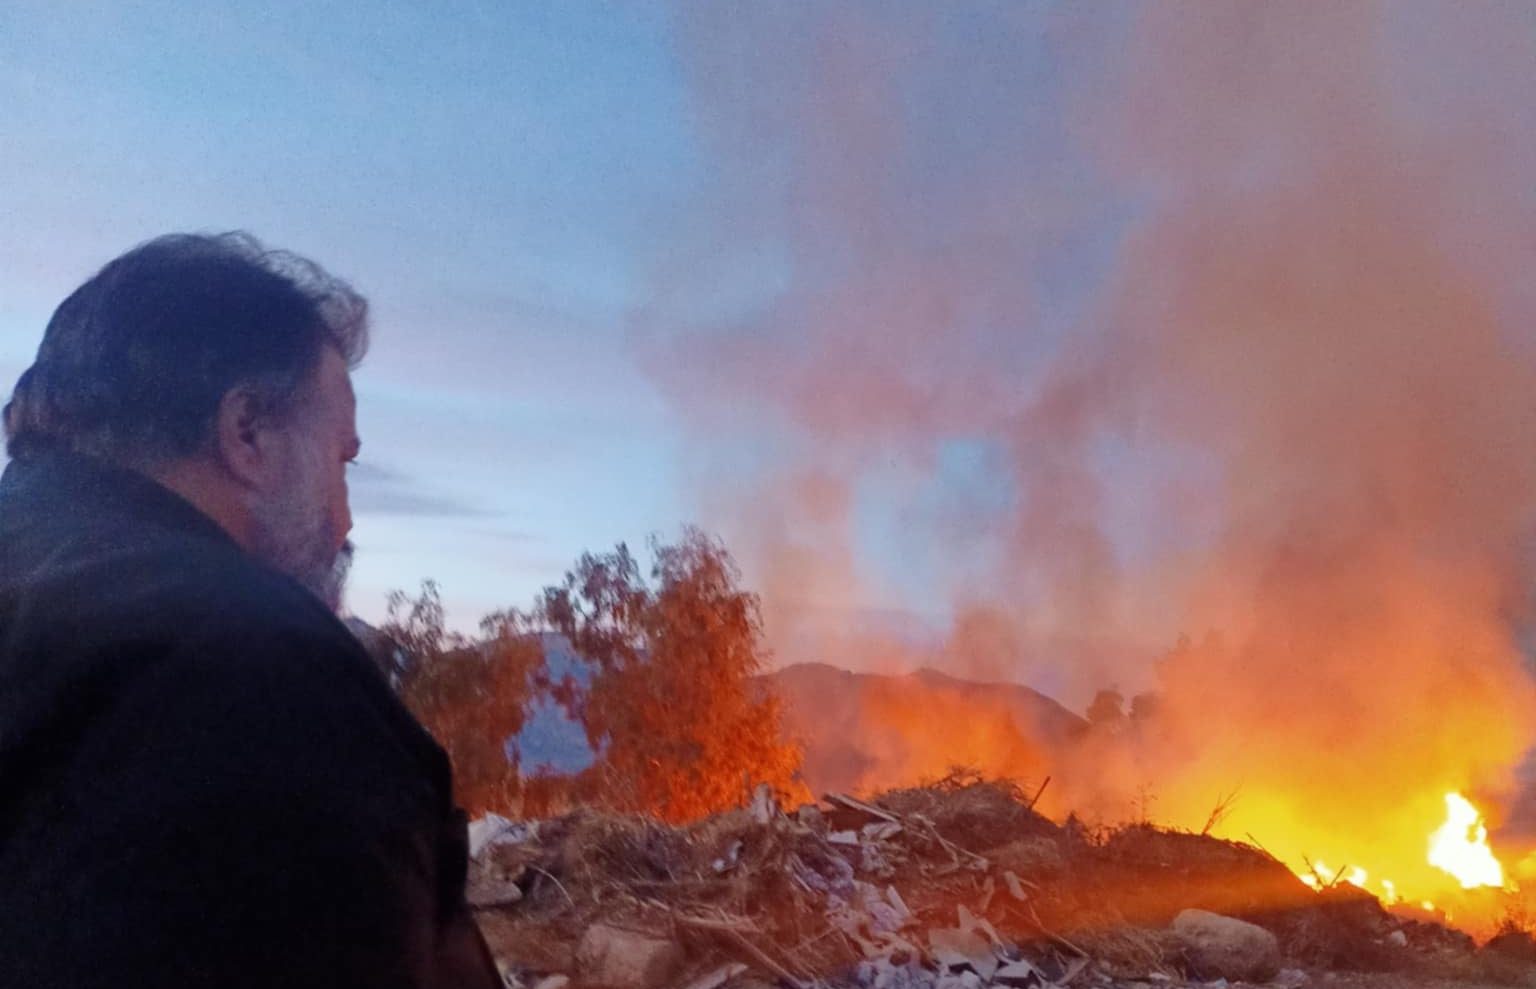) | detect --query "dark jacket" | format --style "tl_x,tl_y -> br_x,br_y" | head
0,450 -> 501,988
